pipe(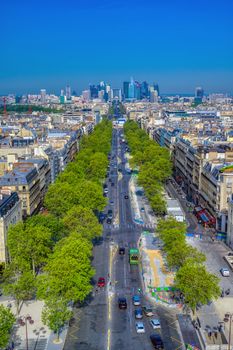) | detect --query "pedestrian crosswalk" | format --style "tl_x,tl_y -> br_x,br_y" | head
103,222 -> 156,230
